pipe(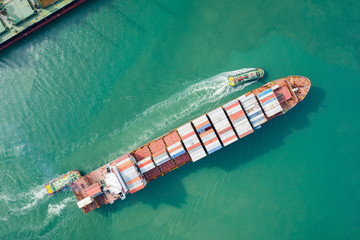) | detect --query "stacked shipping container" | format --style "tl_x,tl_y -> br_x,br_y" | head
149,138 -> 177,174
177,123 -> 207,162
273,85 -> 292,104
222,99 -> 254,138
116,154 -> 147,194
207,107 -> 238,146
163,131 -> 192,166
257,87 -> 283,118
238,94 -> 267,130
134,146 -> 162,181
119,94 -> 275,187
192,115 -> 222,154
137,156 -> 156,176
